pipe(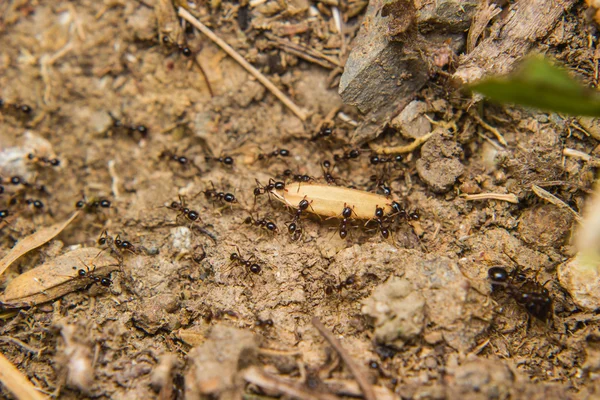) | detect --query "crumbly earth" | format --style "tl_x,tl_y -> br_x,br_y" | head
0,1 -> 599,399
